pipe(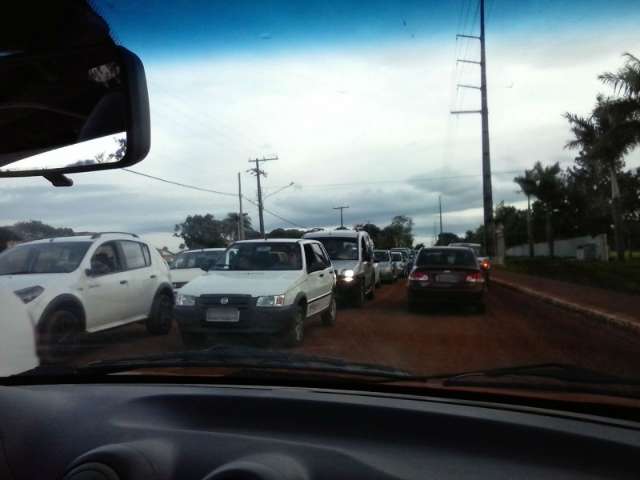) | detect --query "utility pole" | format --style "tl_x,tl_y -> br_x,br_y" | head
439,195 -> 443,234
451,0 -> 494,257
333,206 -> 349,228
237,172 -> 245,240
247,156 -> 278,238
